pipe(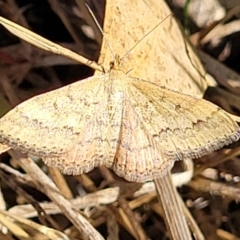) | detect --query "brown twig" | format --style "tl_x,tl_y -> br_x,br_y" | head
154,170 -> 192,240
10,150 -> 104,240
